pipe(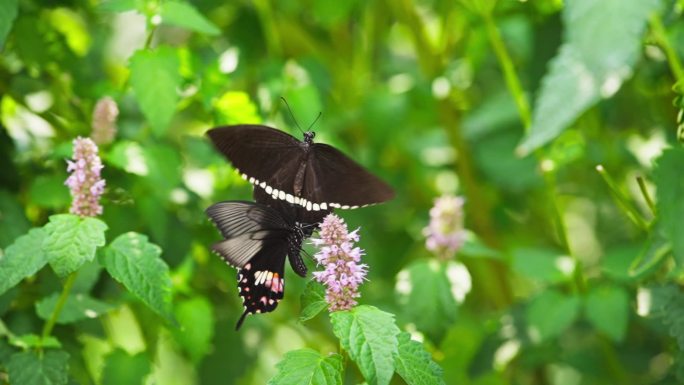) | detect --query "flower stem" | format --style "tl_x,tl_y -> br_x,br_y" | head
40,273 -> 78,347
596,165 -> 649,231
636,176 -> 656,215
